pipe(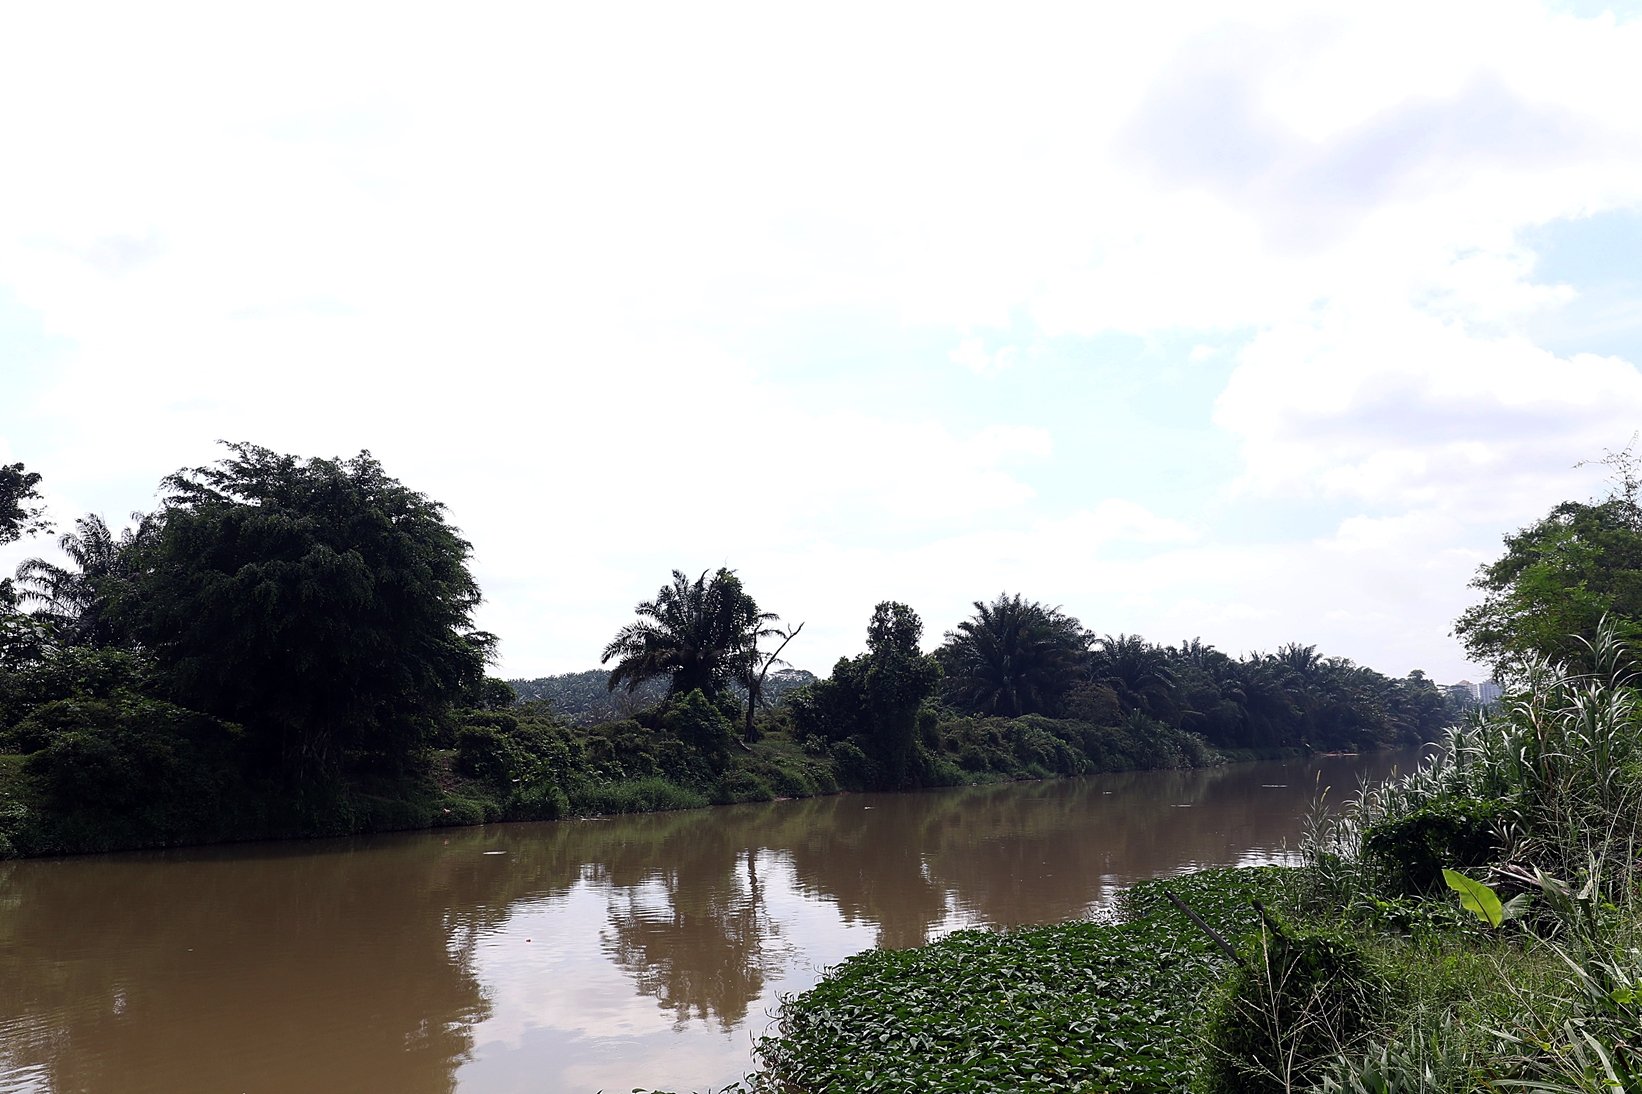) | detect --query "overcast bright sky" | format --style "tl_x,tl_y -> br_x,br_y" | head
4,1 -> 1642,683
